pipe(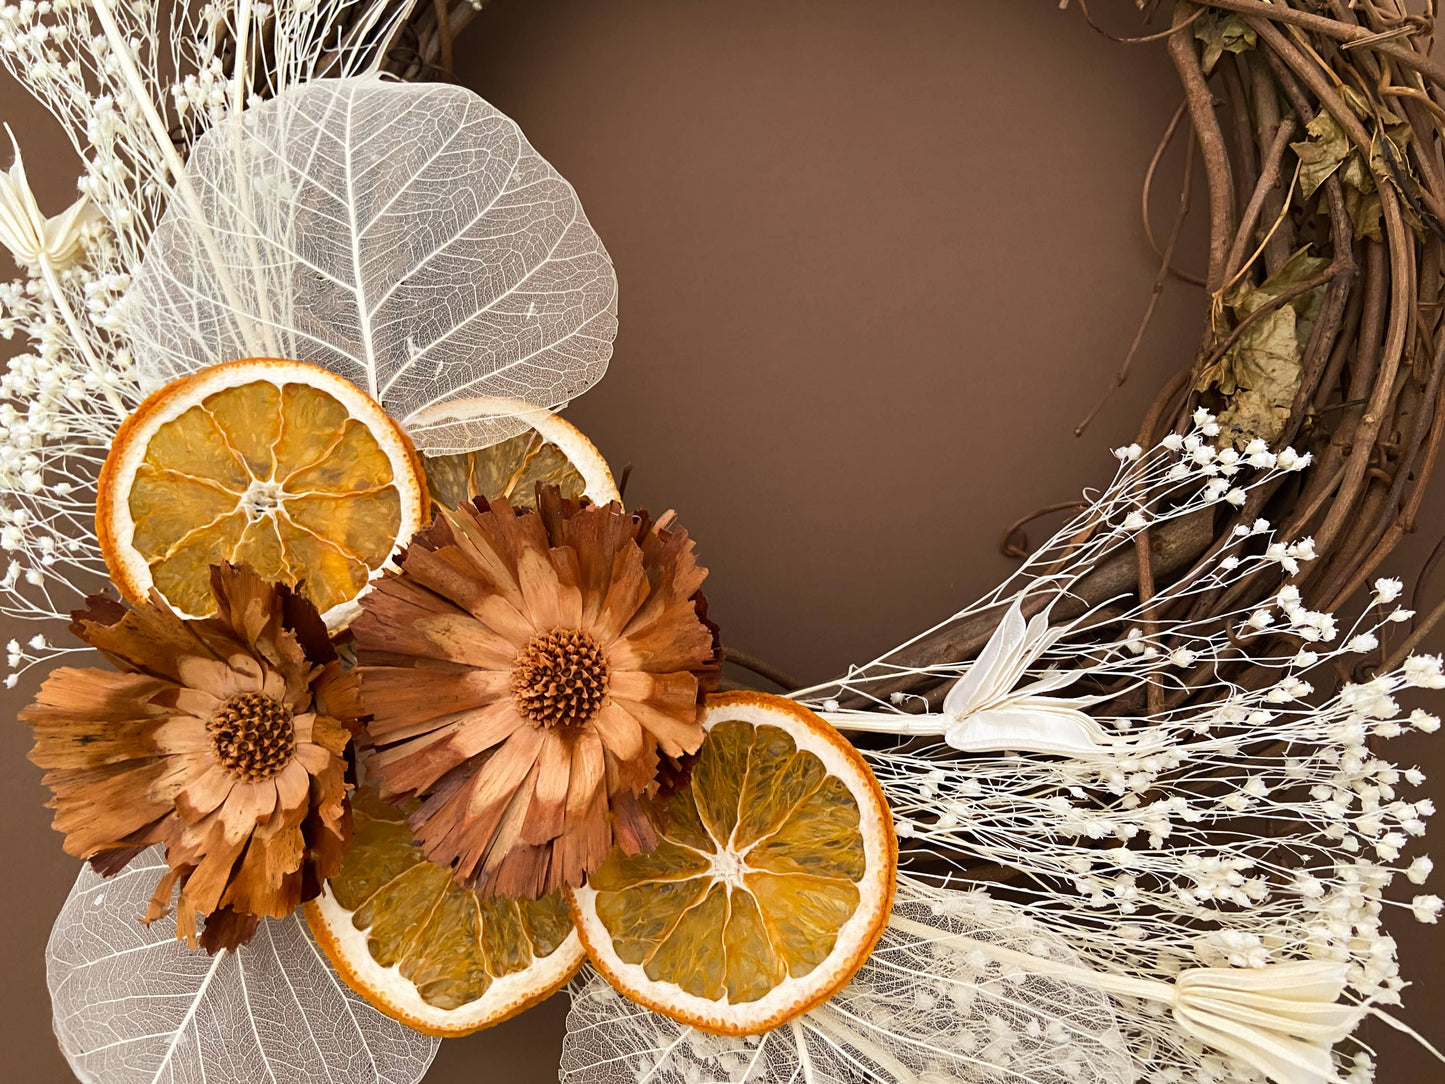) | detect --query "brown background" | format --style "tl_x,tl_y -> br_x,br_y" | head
2,0 -> 1441,1079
